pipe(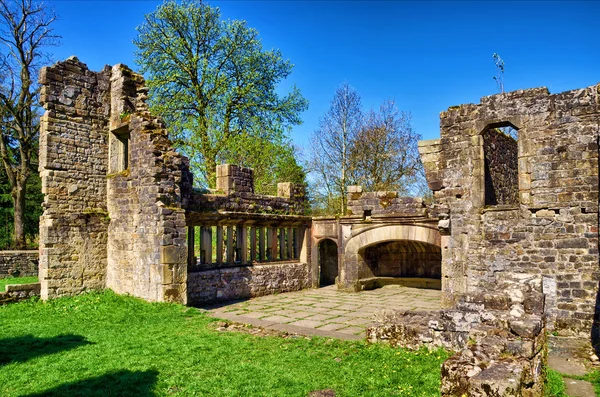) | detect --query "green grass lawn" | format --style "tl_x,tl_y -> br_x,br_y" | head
0,276 -> 38,292
0,291 -> 448,396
